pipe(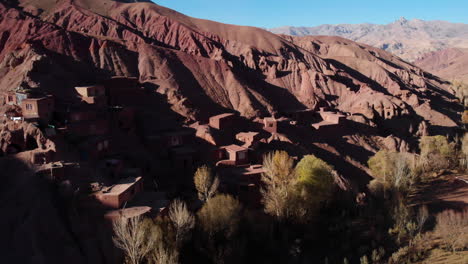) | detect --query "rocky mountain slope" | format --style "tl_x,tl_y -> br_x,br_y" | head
270,18 -> 468,62
0,0 -> 460,129
414,48 -> 468,83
